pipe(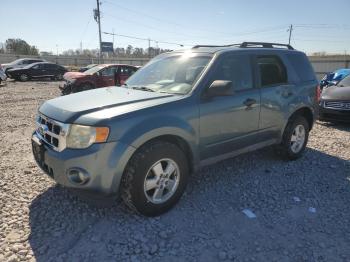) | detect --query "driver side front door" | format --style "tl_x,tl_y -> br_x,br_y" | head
96,66 -> 117,87
199,53 -> 261,161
